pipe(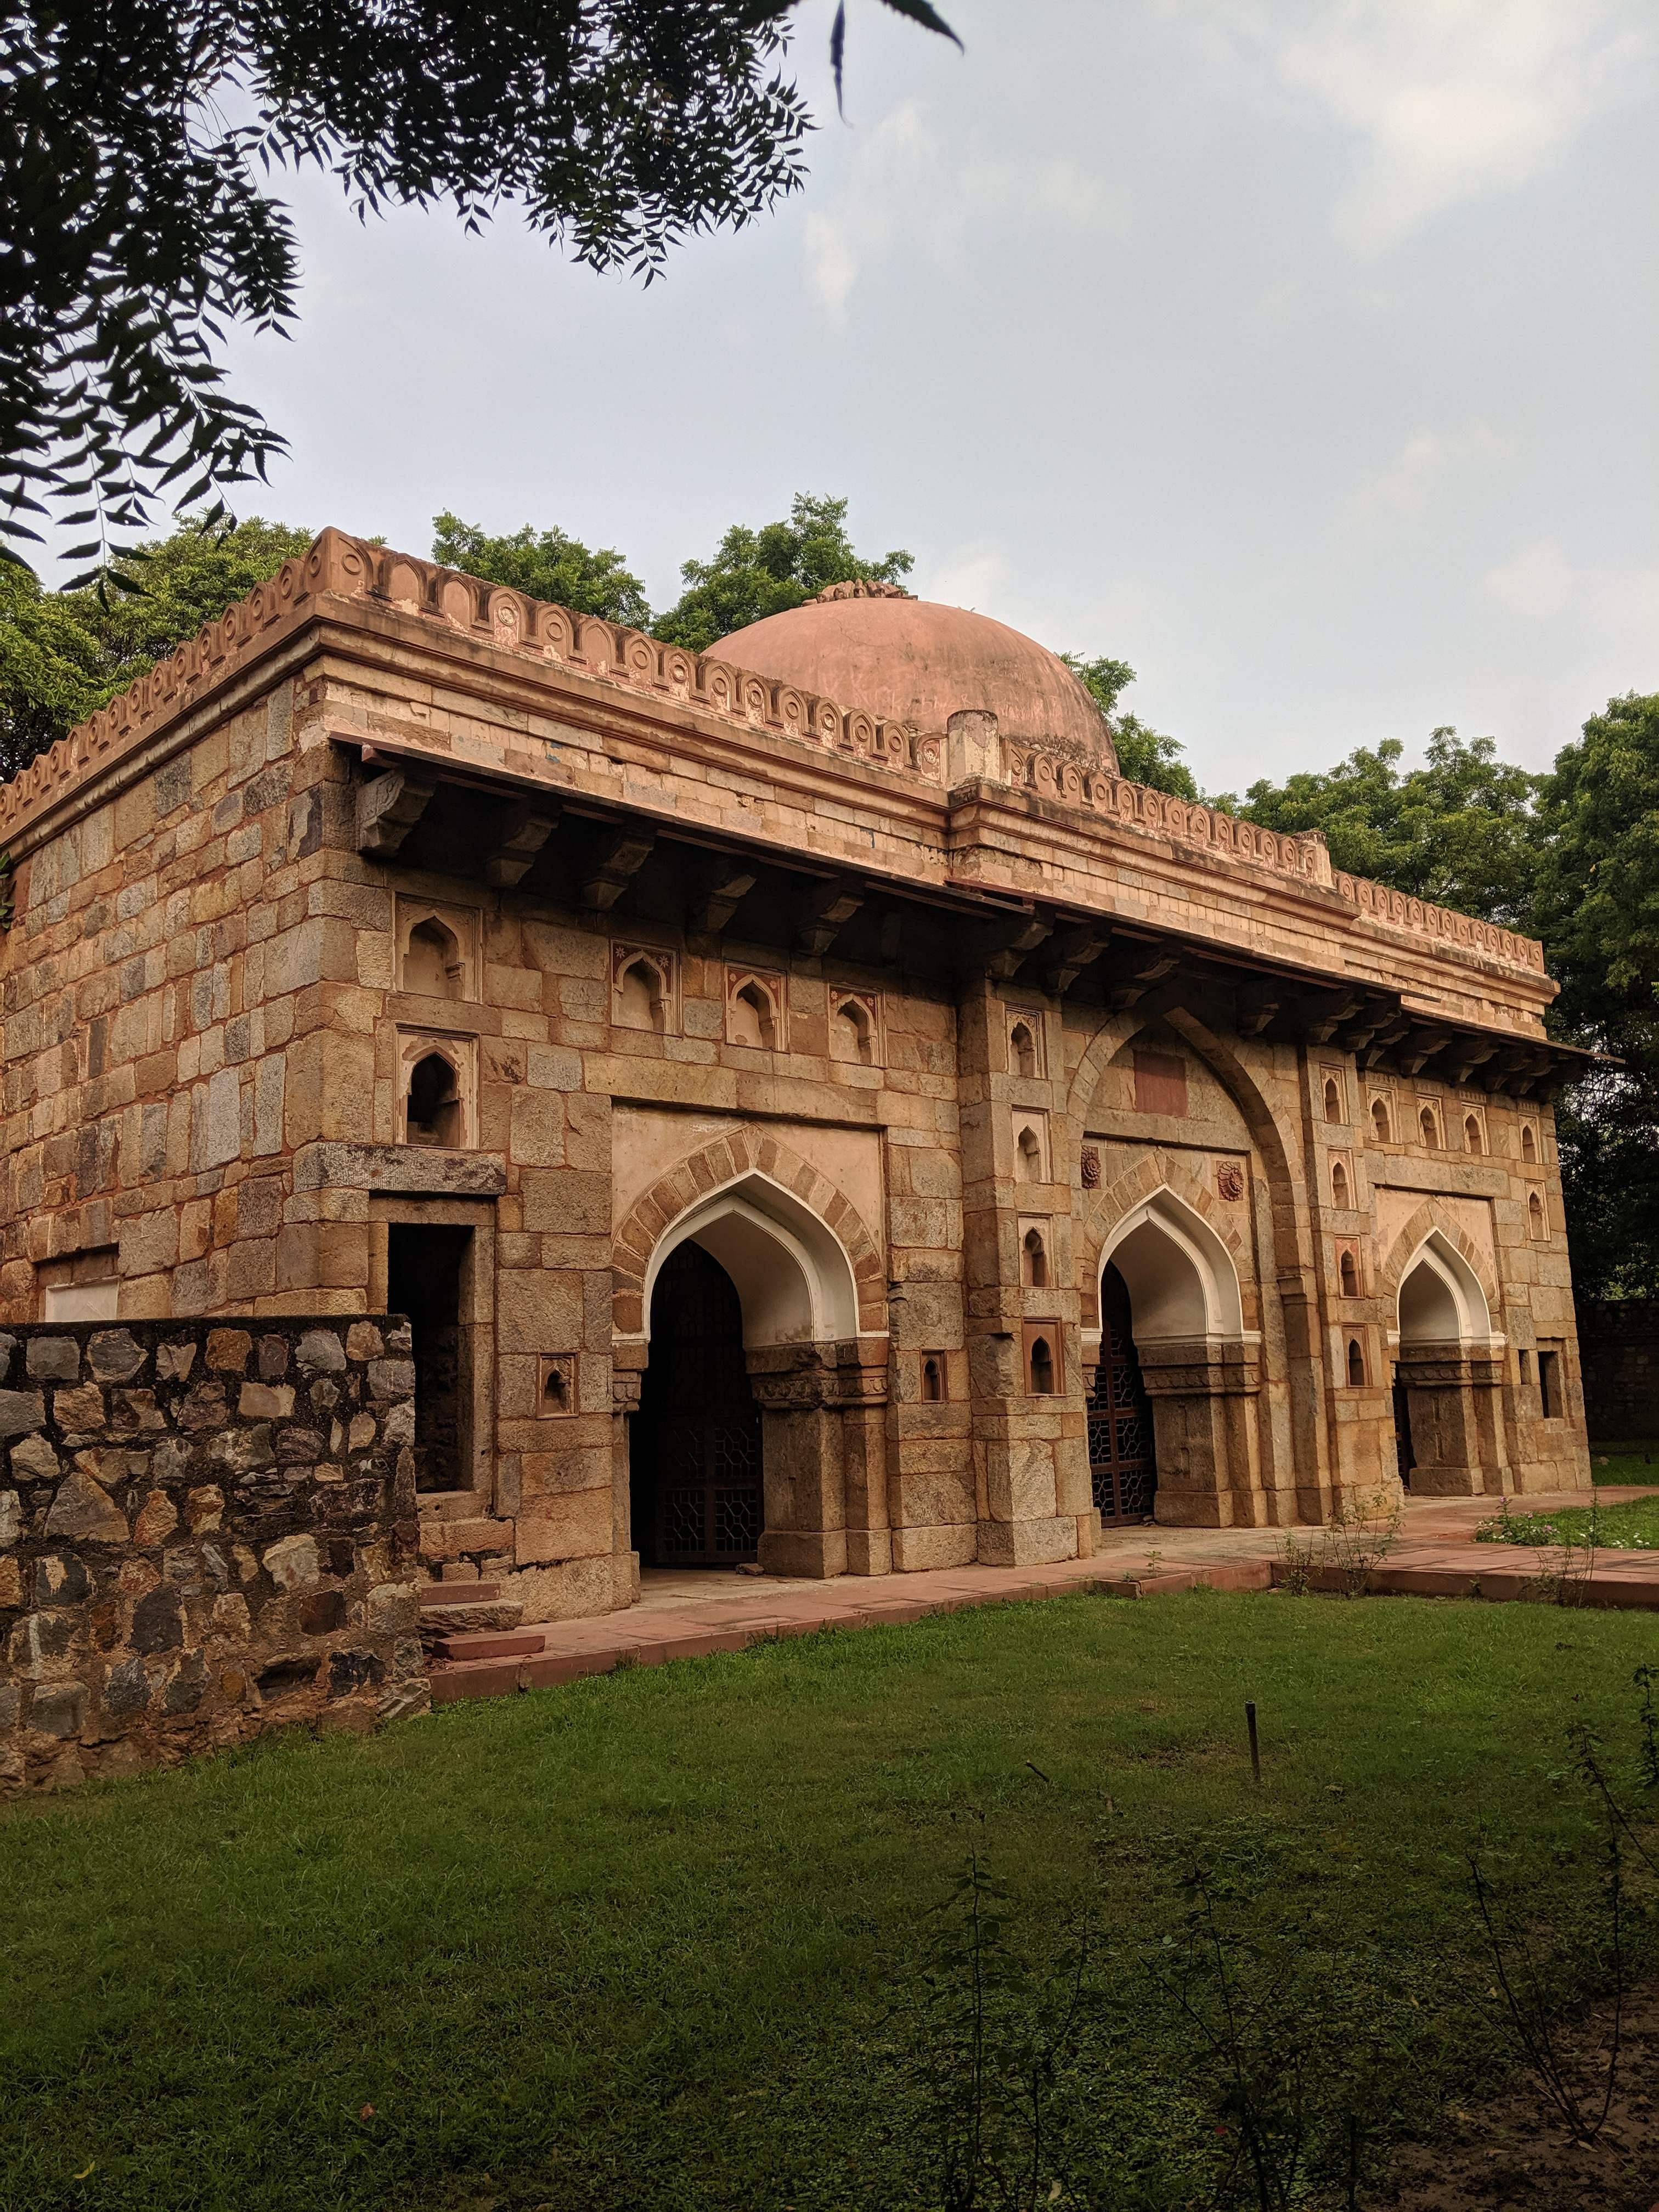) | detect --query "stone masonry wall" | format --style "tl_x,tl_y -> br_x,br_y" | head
0,1314 -> 424,1796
